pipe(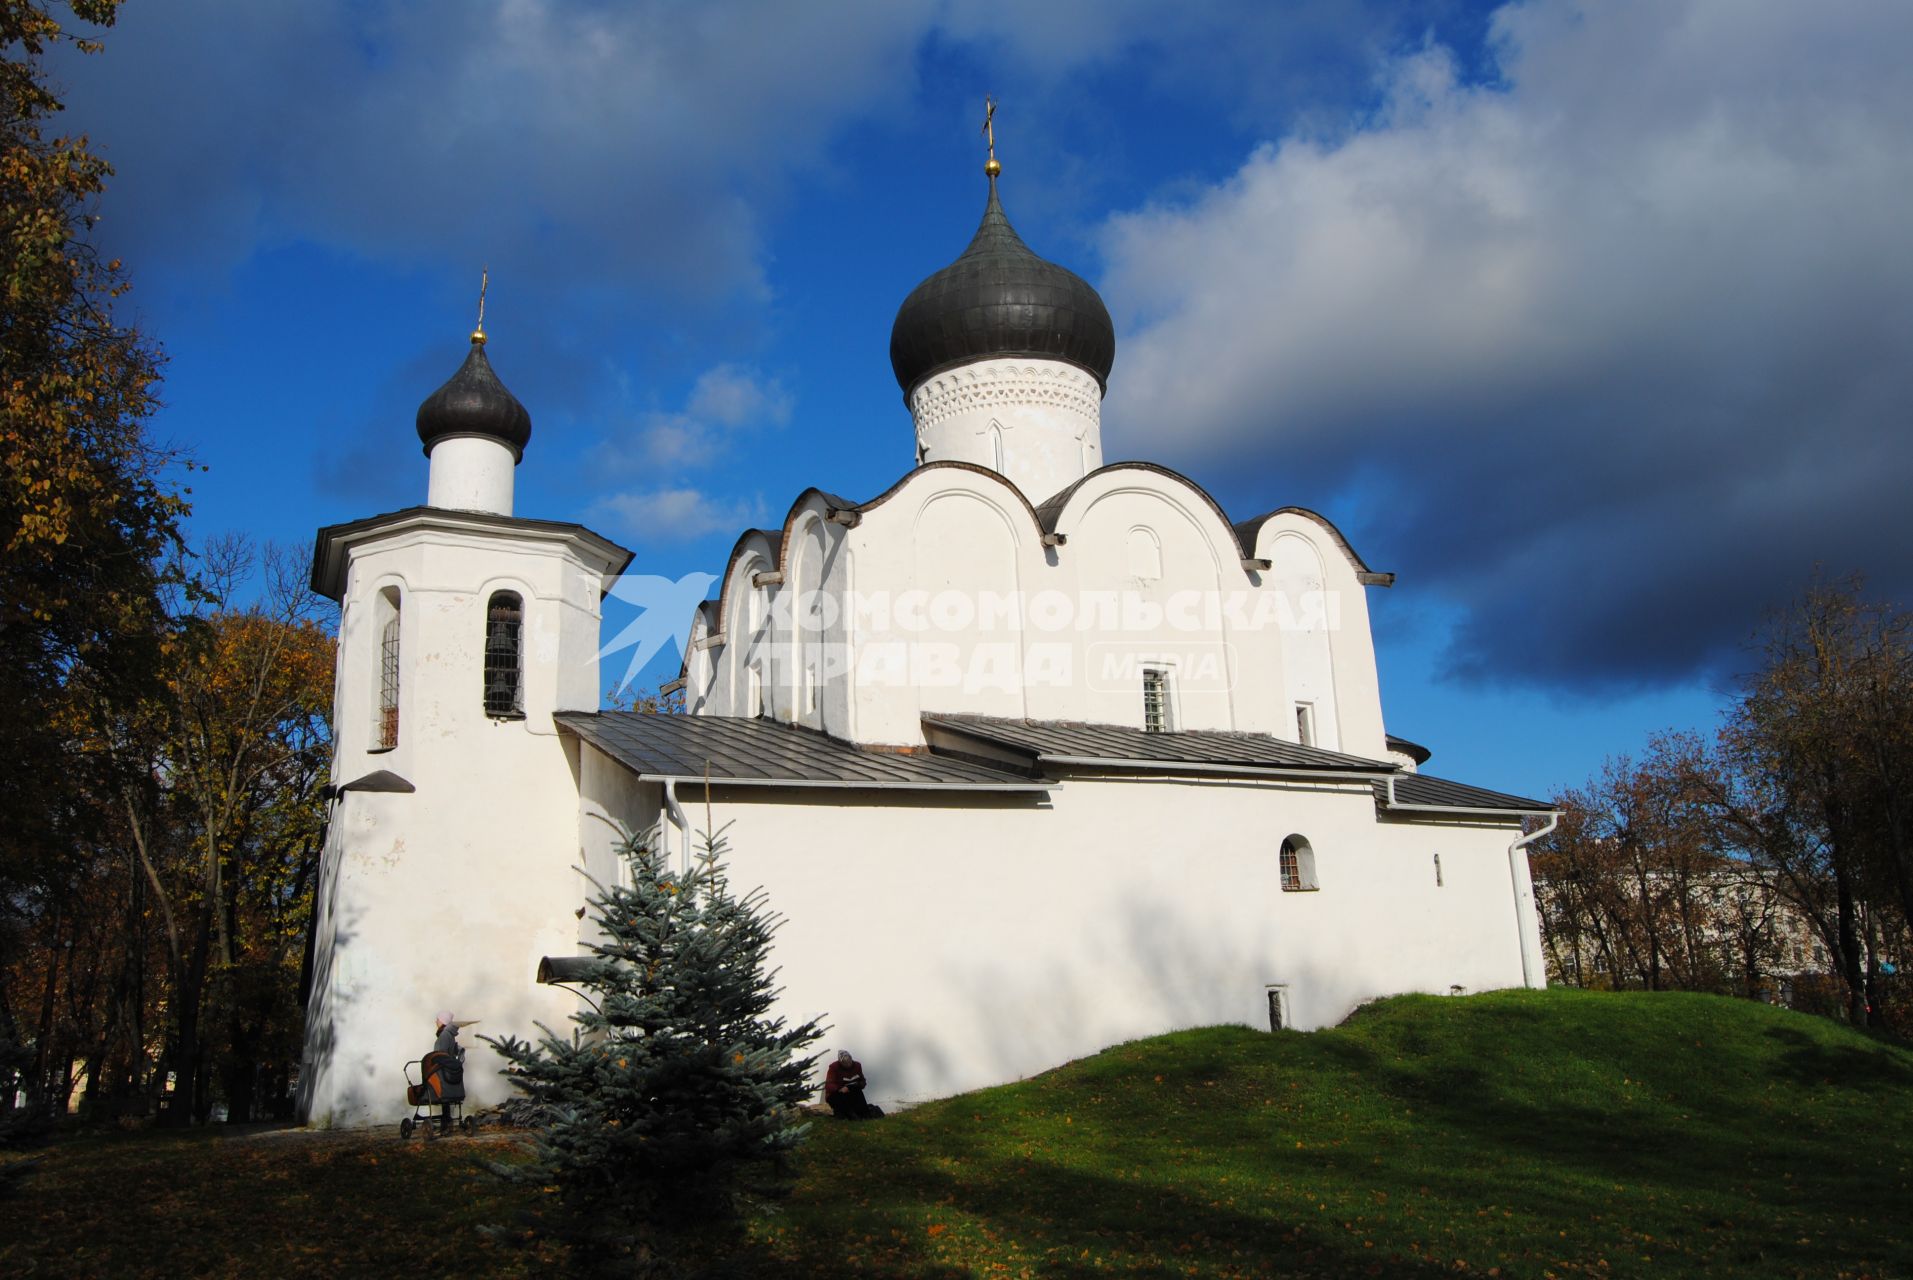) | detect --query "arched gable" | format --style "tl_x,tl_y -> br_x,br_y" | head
705,527 -> 785,638
1035,462 -> 1253,583
1233,506 -> 1393,587
796,460 -> 1048,540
